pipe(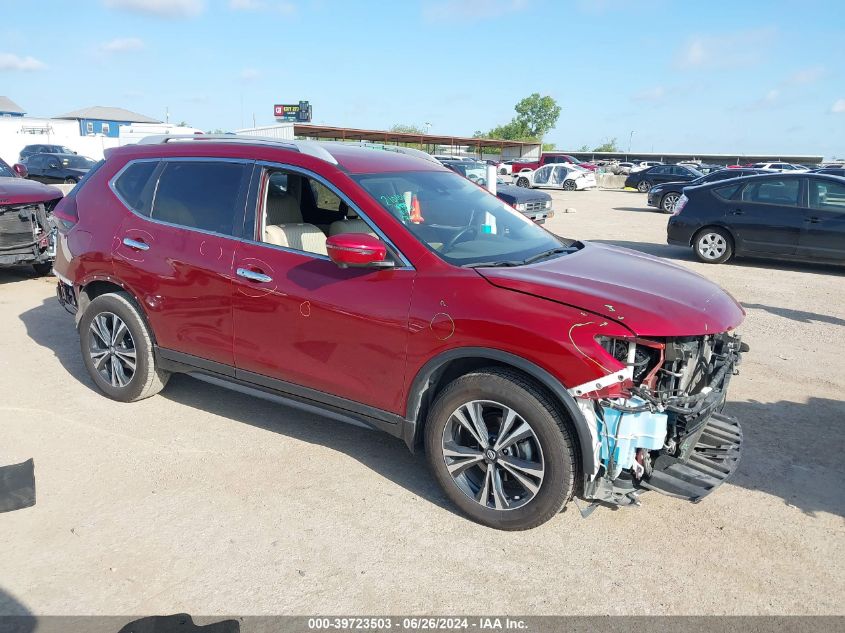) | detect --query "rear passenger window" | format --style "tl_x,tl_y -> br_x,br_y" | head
809,179 -> 845,212
741,179 -> 800,205
114,161 -> 157,215
151,161 -> 249,236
